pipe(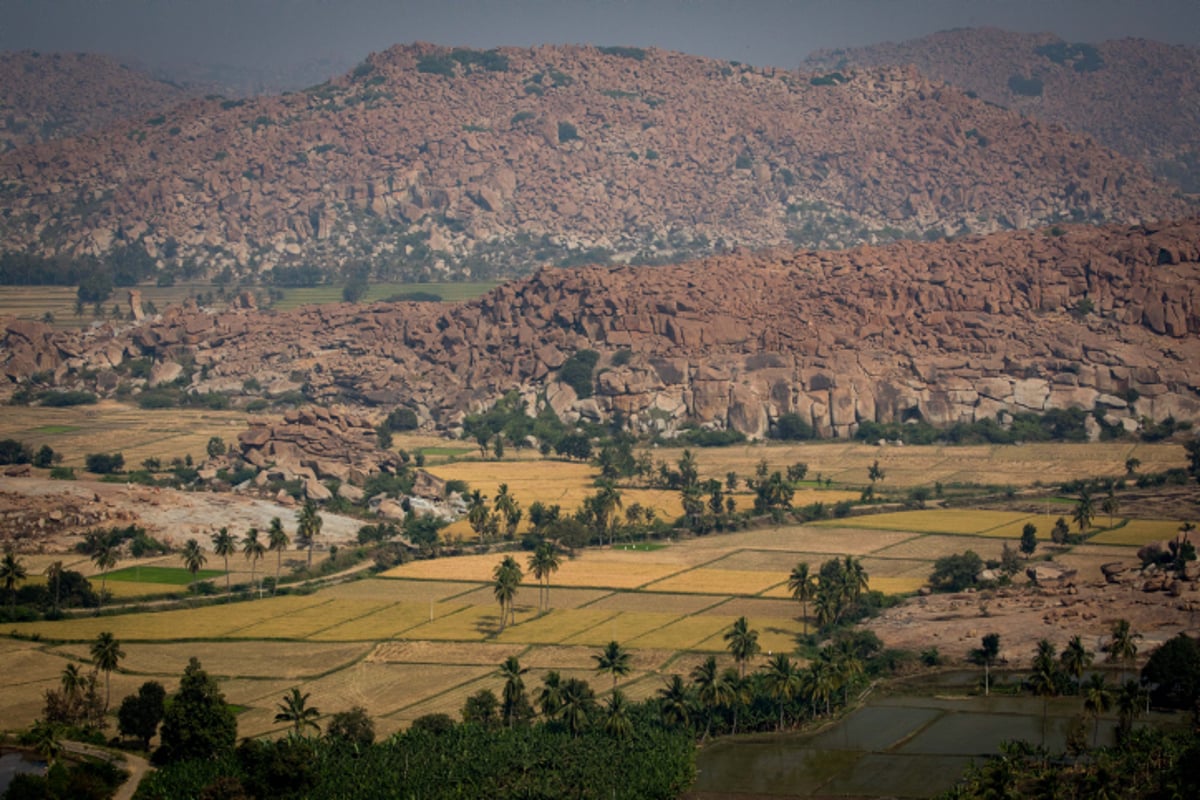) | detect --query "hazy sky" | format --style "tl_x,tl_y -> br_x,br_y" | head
3,0 -> 1198,72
